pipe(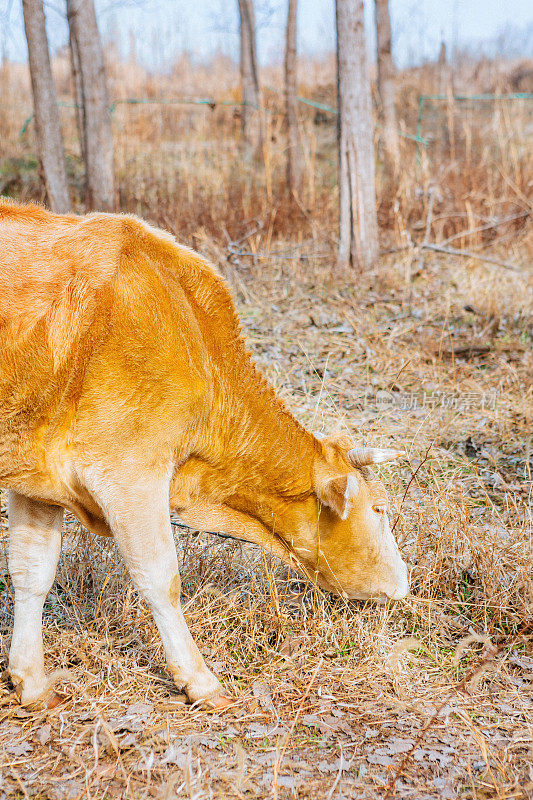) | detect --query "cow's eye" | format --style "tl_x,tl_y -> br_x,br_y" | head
372,501 -> 387,513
